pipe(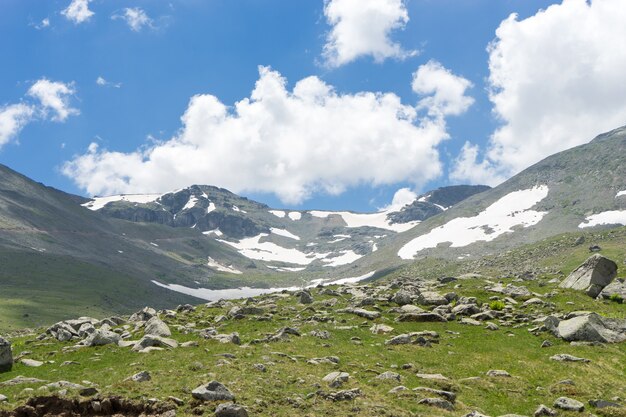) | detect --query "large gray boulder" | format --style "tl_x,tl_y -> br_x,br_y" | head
0,337 -> 12,372
555,313 -> 626,343
82,329 -> 121,347
144,316 -> 171,337
599,279 -> 626,300
559,254 -> 617,297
